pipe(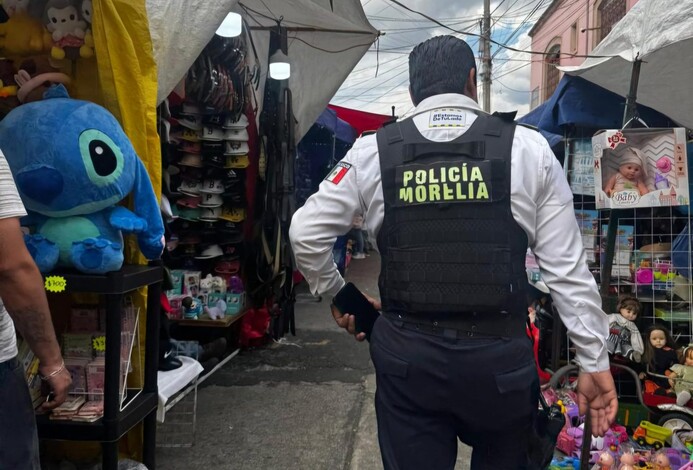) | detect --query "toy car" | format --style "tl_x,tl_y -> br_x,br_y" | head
634,421 -> 673,450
